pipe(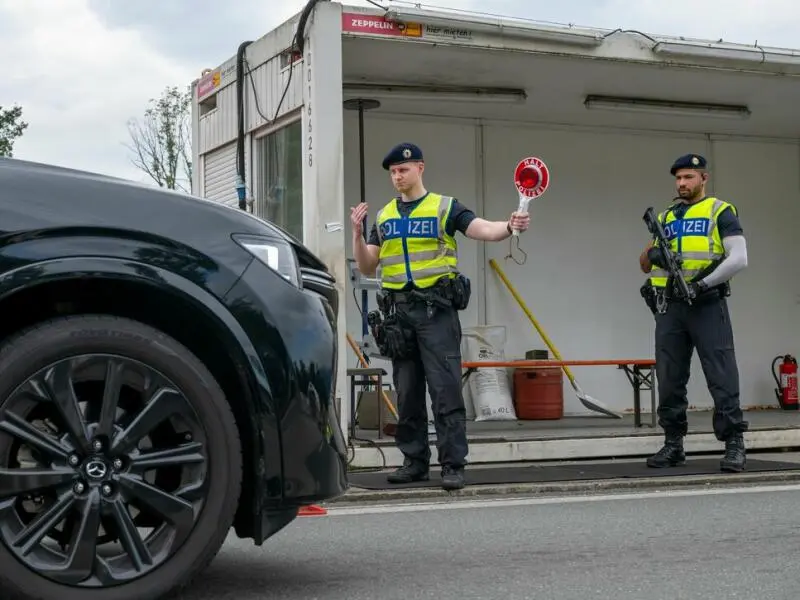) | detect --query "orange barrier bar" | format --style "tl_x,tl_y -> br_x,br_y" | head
462,359 -> 655,368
